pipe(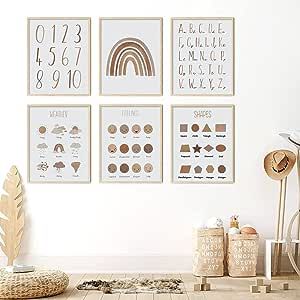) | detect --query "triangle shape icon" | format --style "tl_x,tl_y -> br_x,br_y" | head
202,124 -> 212,132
